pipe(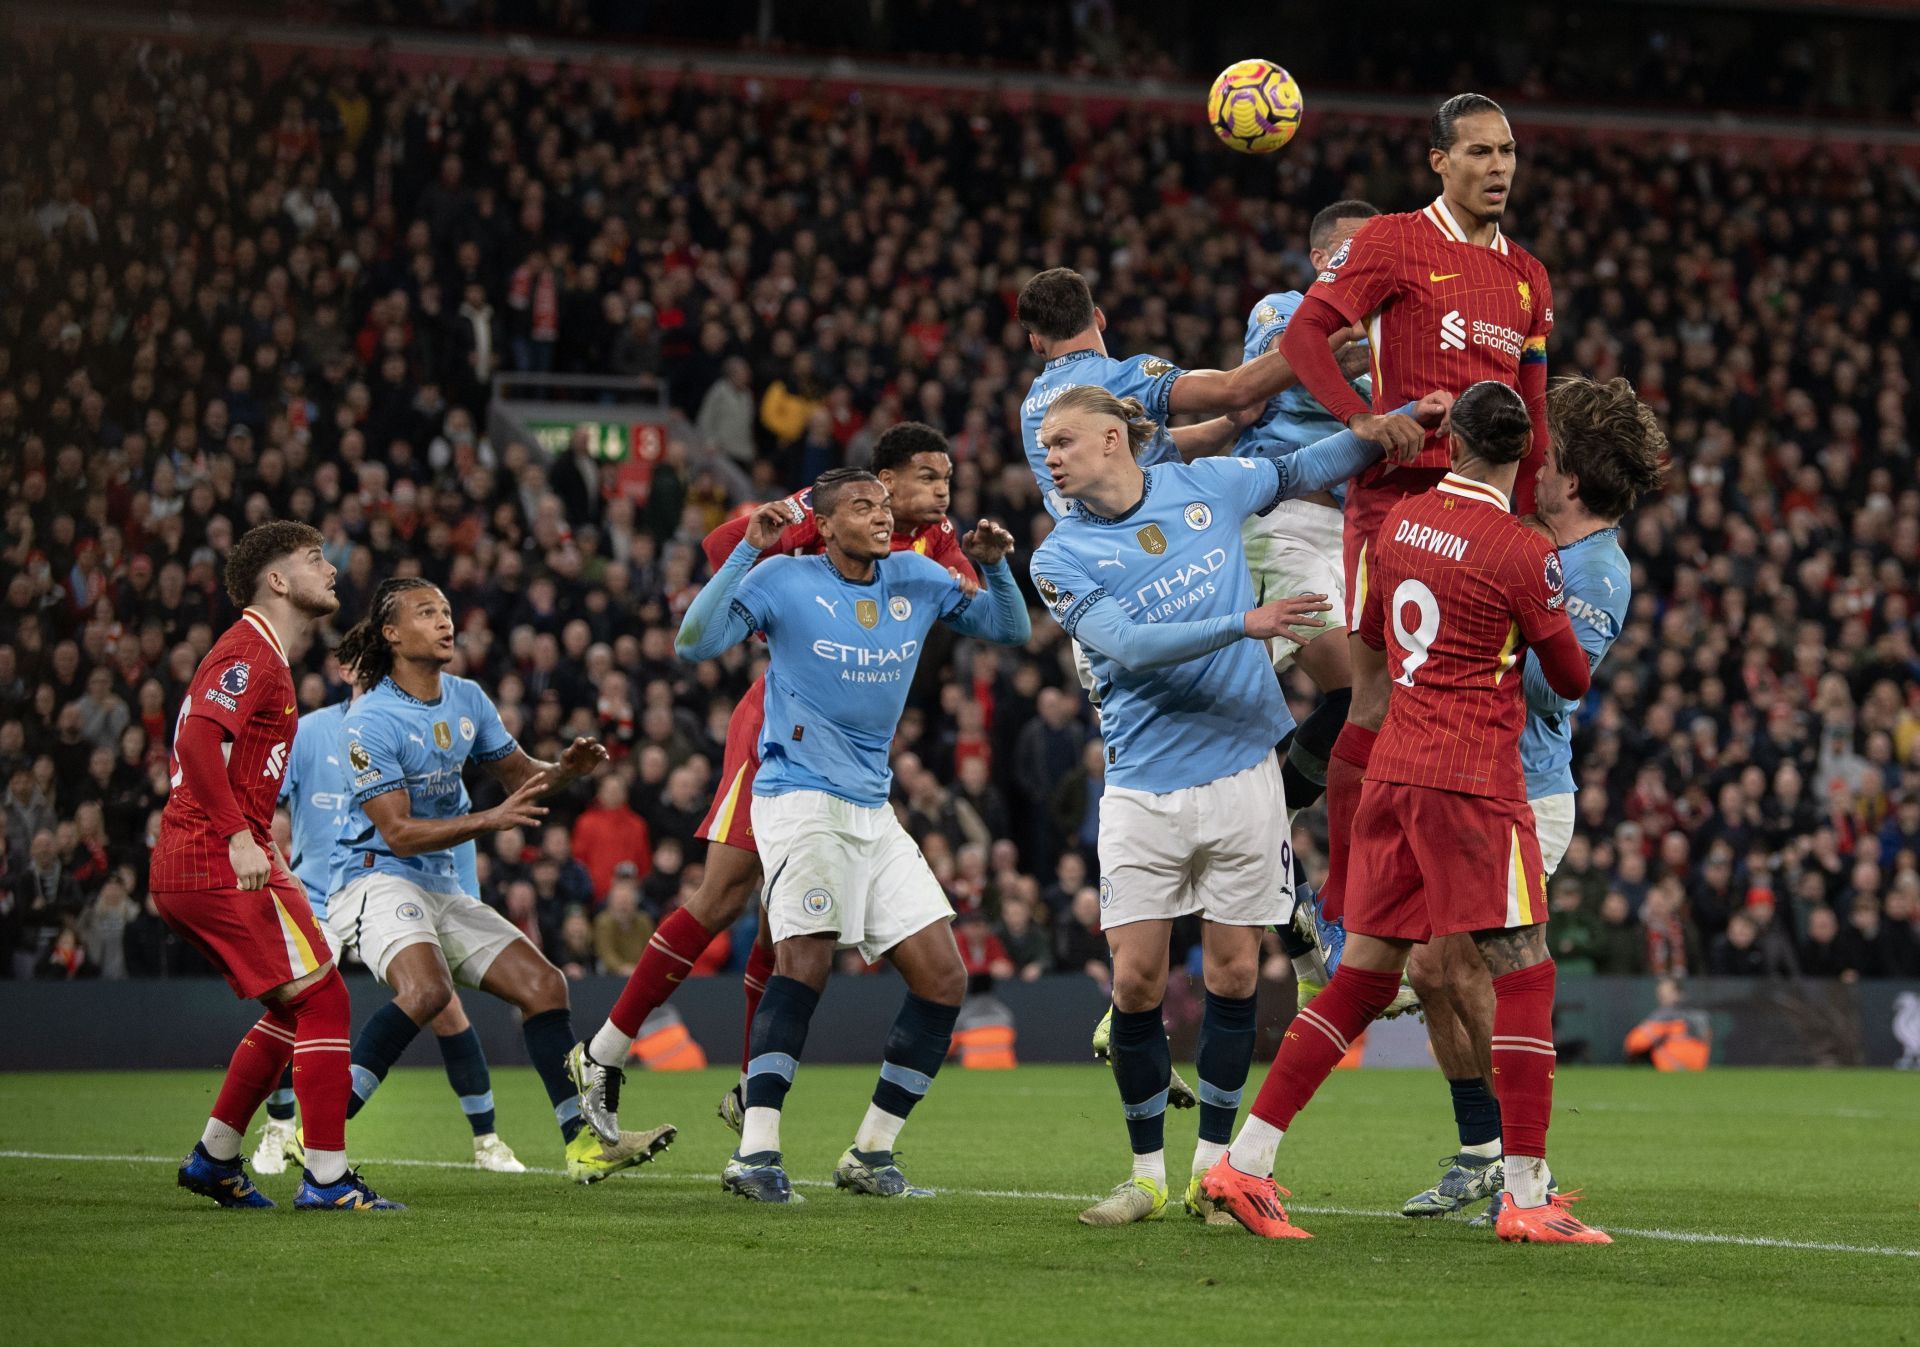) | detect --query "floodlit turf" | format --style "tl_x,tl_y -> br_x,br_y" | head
3,1065 -> 1917,1345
